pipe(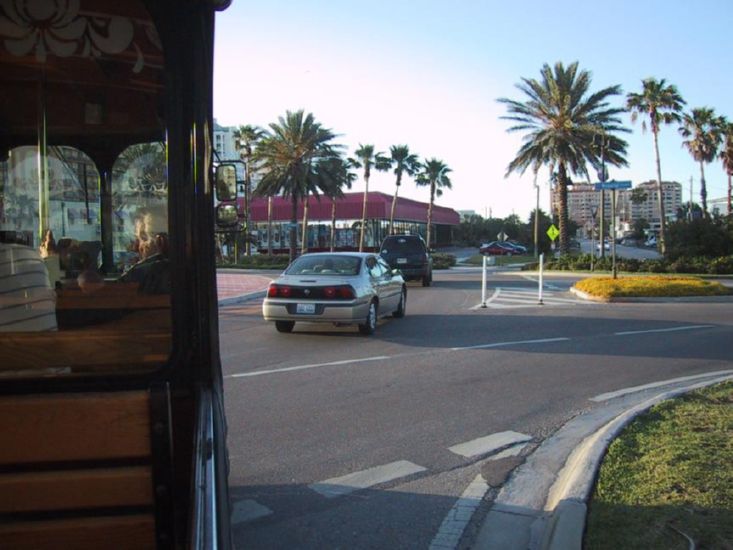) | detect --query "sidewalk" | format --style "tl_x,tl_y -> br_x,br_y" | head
216,269 -> 274,306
